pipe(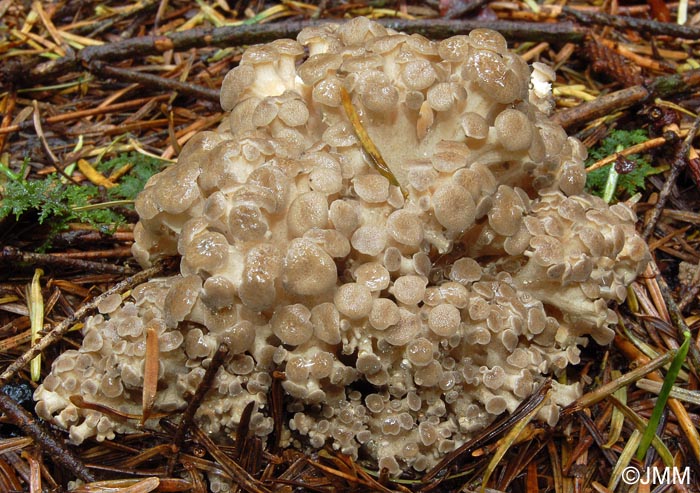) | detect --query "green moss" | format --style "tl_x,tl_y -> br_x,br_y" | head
98,152 -> 166,201
585,129 -> 662,200
0,166 -> 122,235
0,152 -> 165,248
